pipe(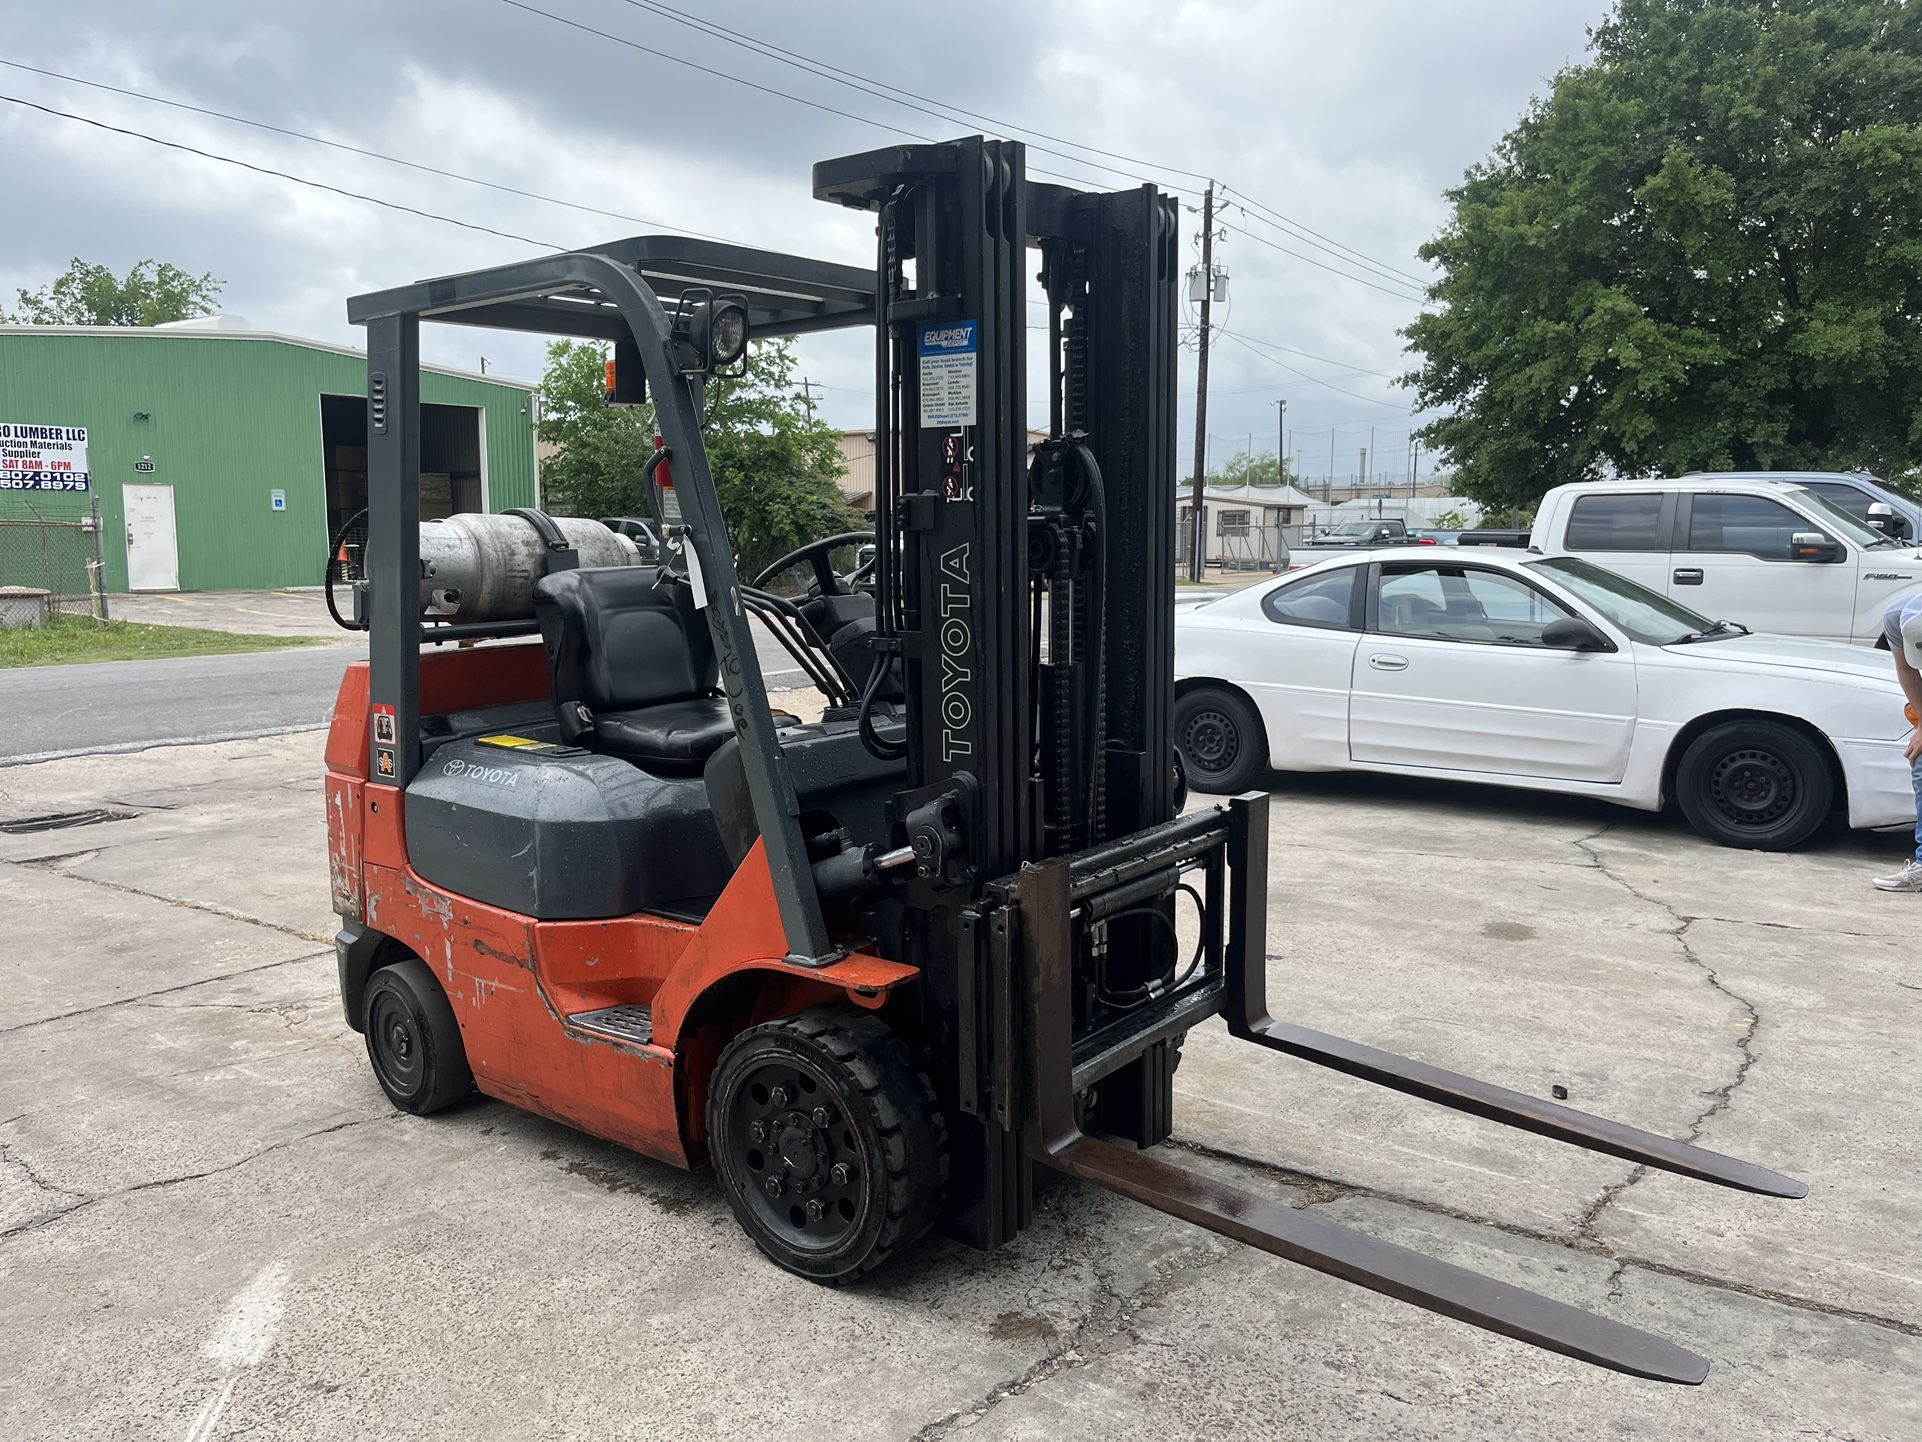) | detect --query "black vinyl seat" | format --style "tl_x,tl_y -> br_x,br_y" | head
532,566 -> 735,775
